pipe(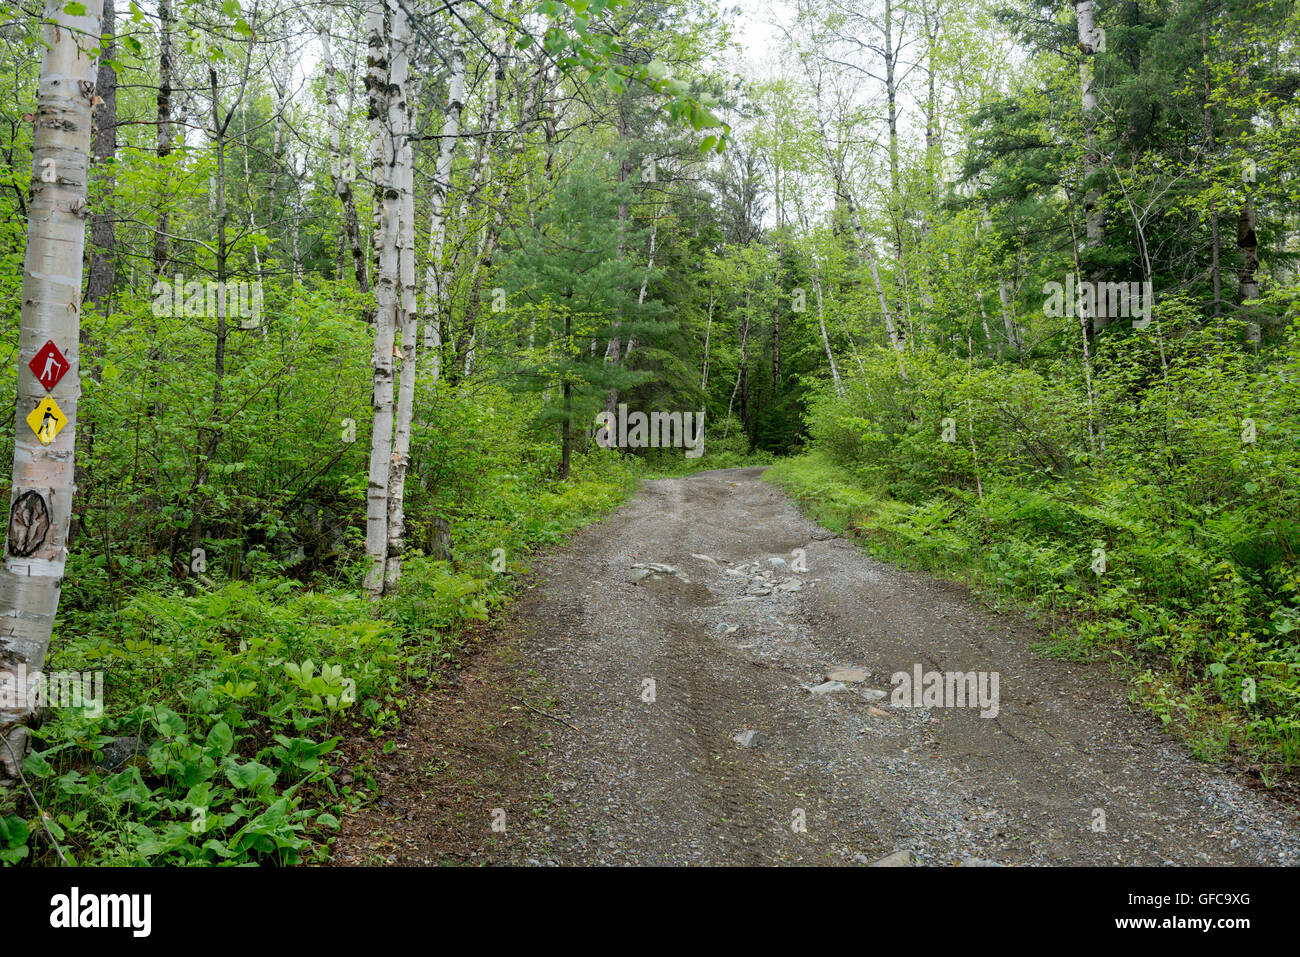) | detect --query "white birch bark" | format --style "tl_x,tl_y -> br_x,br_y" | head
320,12 -> 369,294
463,33 -> 513,378
362,0 -> 396,596
272,45 -> 288,181
811,93 -> 904,360
620,209 -> 660,366
424,27 -> 465,385
384,0 -> 417,591
814,276 -> 844,397
852,206 -> 904,354
700,283 -> 713,390
455,31 -> 506,375
976,291 -> 996,356
1,0 -> 103,778
820,137 -> 905,357
997,278 -> 1023,354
